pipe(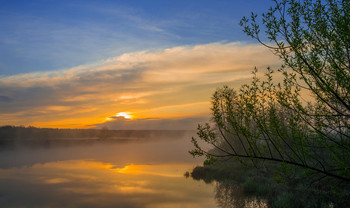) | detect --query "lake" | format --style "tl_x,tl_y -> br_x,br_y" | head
0,131 -> 269,208
0,131 -> 219,208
